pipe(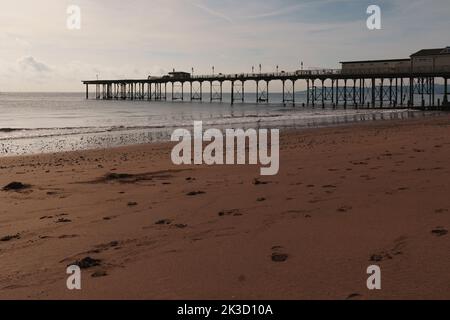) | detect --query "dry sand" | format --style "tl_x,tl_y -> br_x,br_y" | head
0,115 -> 449,300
